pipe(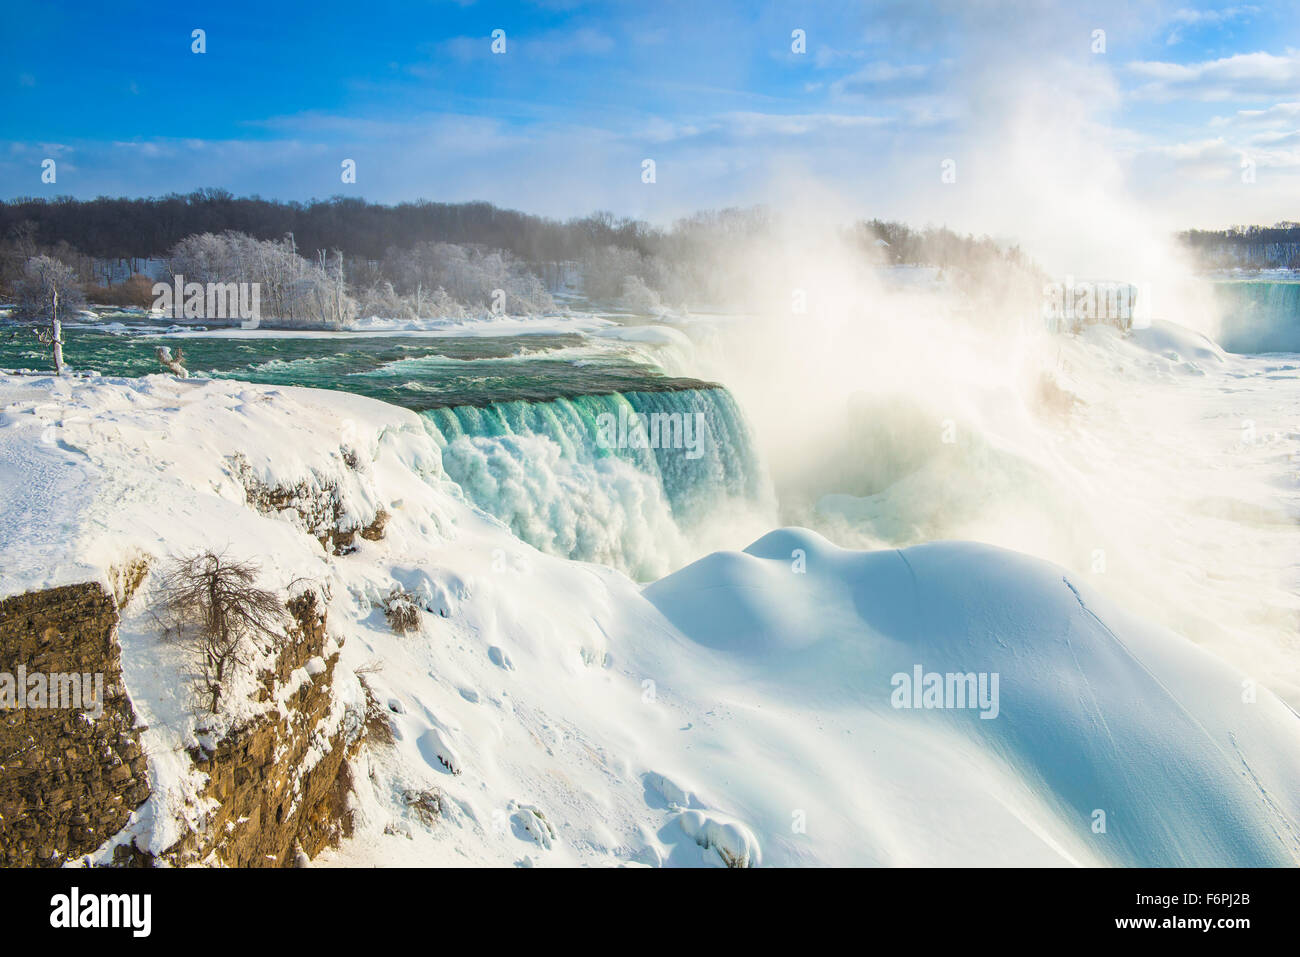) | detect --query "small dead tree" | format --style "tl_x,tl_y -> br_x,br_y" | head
383,587 -> 422,635
155,344 -> 189,377
18,255 -> 83,374
153,551 -> 286,714
31,287 -> 66,375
